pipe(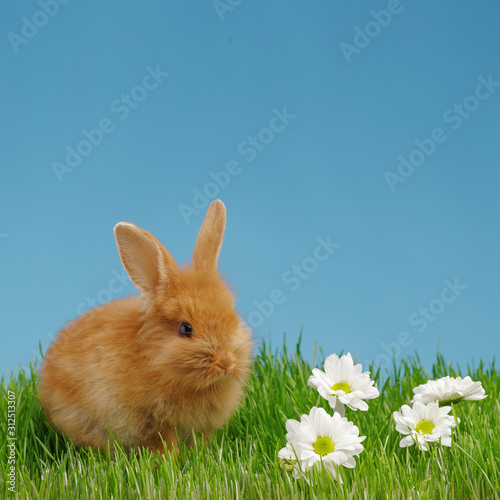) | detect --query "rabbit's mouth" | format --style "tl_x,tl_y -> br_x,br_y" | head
203,363 -> 236,387
211,365 -> 231,381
